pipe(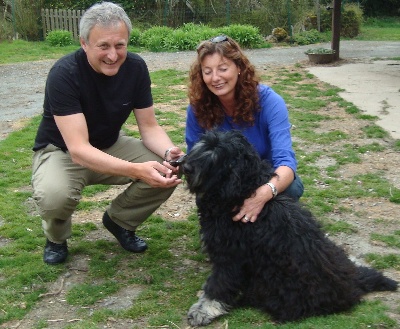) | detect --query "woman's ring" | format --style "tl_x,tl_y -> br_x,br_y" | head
244,216 -> 249,222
